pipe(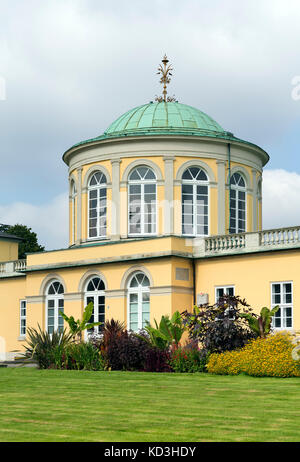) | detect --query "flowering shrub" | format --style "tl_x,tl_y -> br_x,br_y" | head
207,332 -> 300,377
169,347 -> 208,373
